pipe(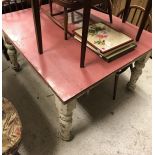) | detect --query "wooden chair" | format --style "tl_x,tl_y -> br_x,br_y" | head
117,5 -> 152,32
113,5 -> 152,100
49,0 -> 113,40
